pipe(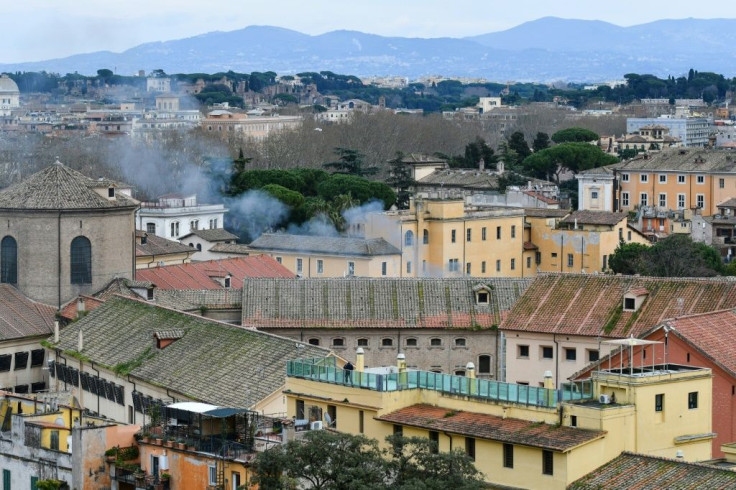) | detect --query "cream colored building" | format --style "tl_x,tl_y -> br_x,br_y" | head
363,199 -> 528,278
285,352 -> 714,489
202,110 -> 302,140
247,234 -> 402,278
